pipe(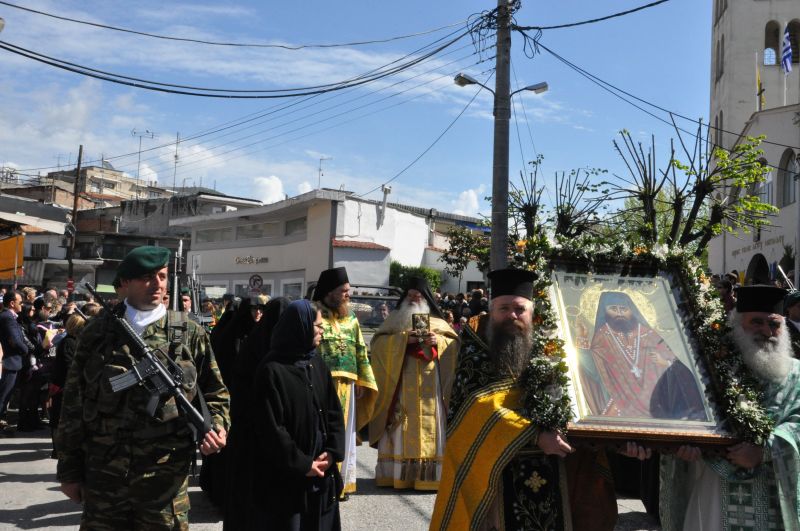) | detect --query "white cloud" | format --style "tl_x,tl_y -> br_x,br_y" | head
297,181 -> 313,194
253,175 -> 285,204
138,162 -> 159,185
451,184 -> 487,217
